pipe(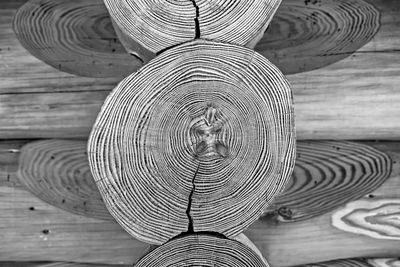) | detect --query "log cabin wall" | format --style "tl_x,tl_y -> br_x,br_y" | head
1,0 -> 400,266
